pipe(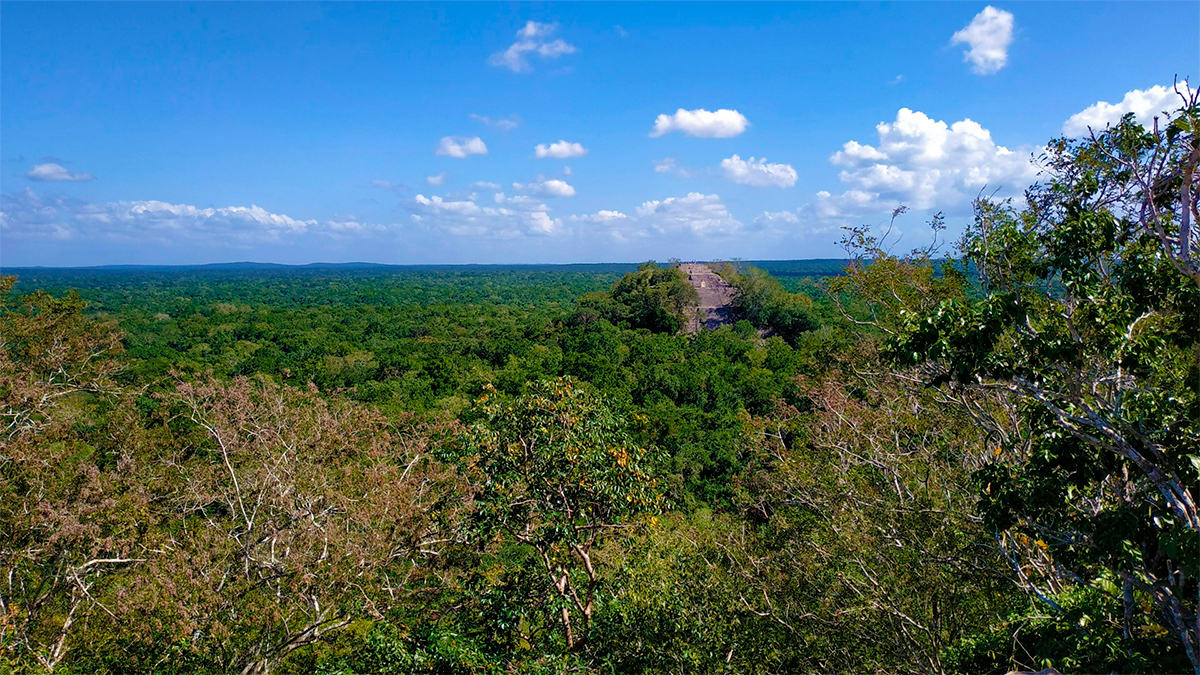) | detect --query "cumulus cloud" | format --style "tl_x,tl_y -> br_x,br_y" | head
0,188 -> 372,246
827,107 -> 1038,212
1063,85 -> 1181,136
720,154 -> 797,188
27,163 -> 94,182
413,195 -> 481,217
411,189 -> 563,238
575,209 -> 629,223
470,113 -> 520,130
426,172 -> 449,186
831,140 -> 887,164
750,210 -> 801,234
535,140 -> 588,159
489,21 -> 578,73
752,192 -> 885,237
561,194 -> 742,243
650,108 -> 749,138
809,189 -> 885,223
750,209 -> 839,237
568,210 -> 640,242
636,192 -> 742,236
513,179 -> 577,197
436,136 -> 488,158
950,6 -> 1014,75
